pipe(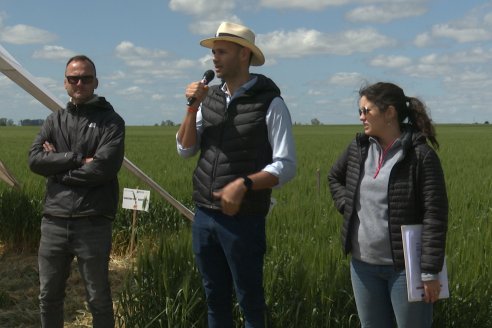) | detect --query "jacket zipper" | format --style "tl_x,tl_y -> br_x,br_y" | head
386,139 -> 409,267
70,106 -> 81,217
